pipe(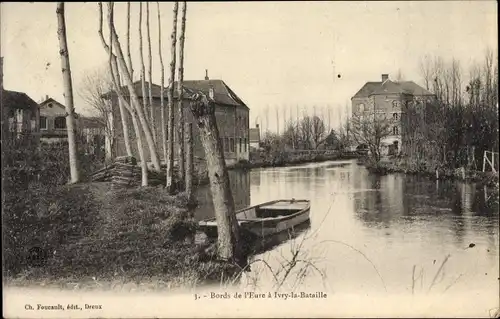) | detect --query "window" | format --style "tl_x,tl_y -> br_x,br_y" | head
393,113 -> 398,120
224,137 -> 229,152
393,126 -> 399,135
239,138 -> 242,153
40,116 -> 48,130
230,138 -> 235,153
244,138 -> 247,152
358,103 -> 365,112
54,116 -> 66,129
